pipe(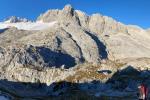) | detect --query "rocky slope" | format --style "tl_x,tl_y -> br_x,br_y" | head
0,4 -> 150,99
37,5 -> 150,61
